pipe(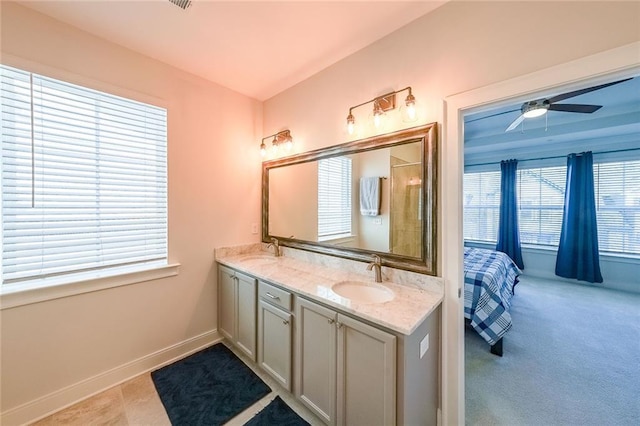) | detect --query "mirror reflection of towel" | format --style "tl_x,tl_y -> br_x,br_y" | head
360,177 -> 381,216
